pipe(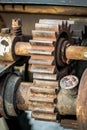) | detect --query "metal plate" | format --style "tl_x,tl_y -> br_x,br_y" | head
0,0 -> 87,7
